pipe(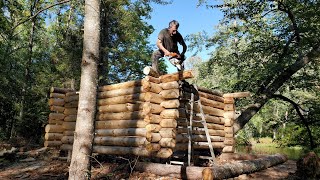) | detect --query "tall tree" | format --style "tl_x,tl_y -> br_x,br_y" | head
68,0 -> 100,179
194,0 -> 320,135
